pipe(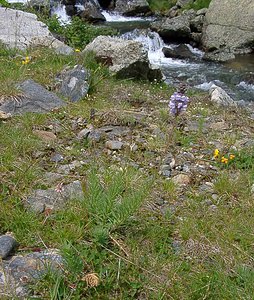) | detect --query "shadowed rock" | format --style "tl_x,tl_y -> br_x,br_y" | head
83,36 -> 162,81
115,0 -> 150,16
0,80 -> 66,116
58,65 -> 90,102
